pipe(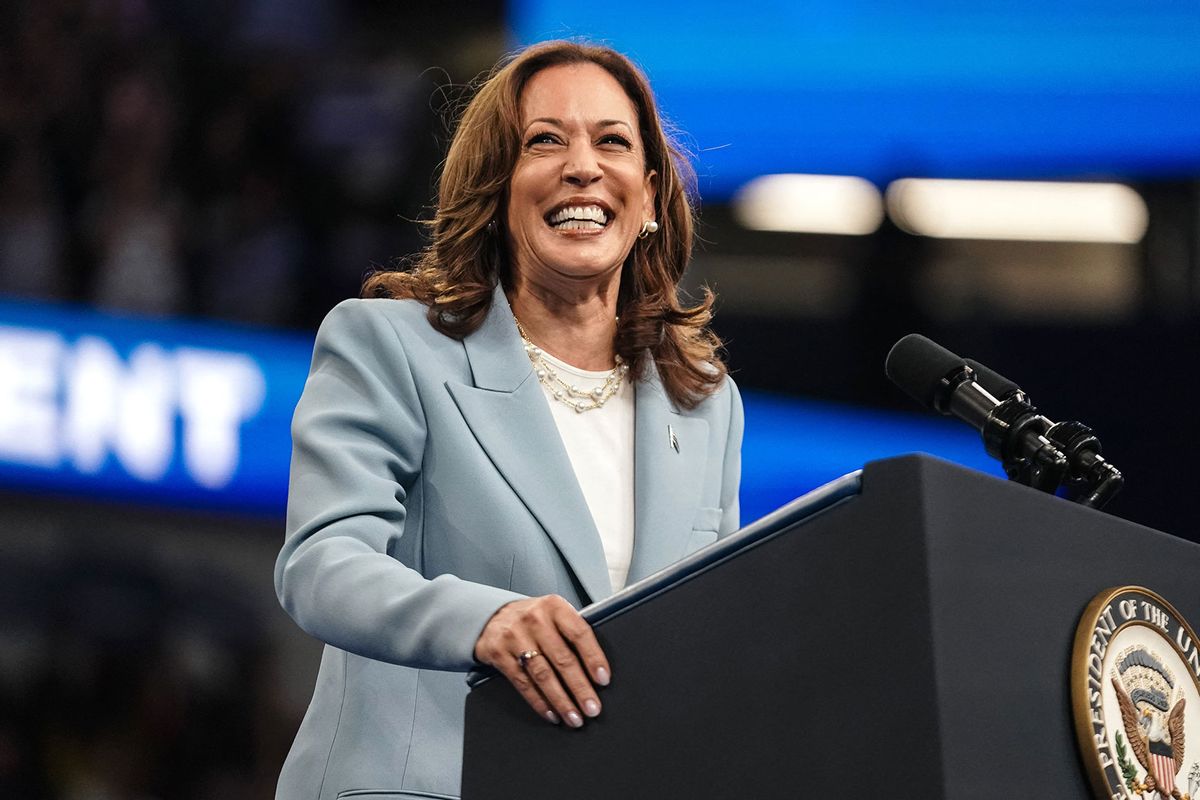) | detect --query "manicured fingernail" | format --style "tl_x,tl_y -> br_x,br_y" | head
583,699 -> 601,718
544,710 -> 560,724
566,711 -> 584,728
595,667 -> 610,686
